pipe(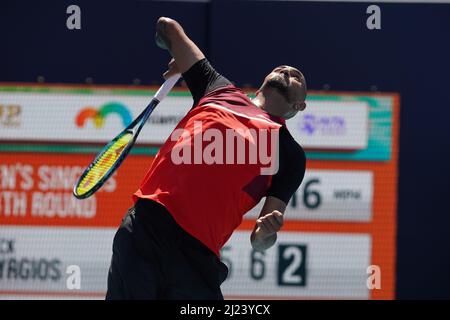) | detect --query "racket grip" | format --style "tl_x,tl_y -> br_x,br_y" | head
154,73 -> 181,101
